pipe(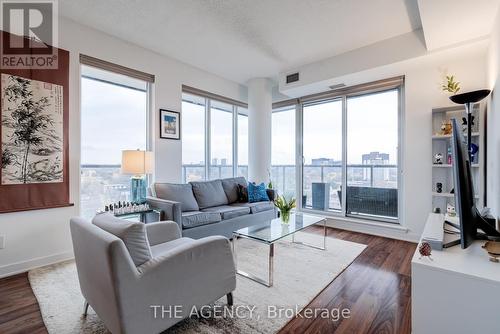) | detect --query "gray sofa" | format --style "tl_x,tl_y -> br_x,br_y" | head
70,214 -> 236,334
147,177 -> 276,239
